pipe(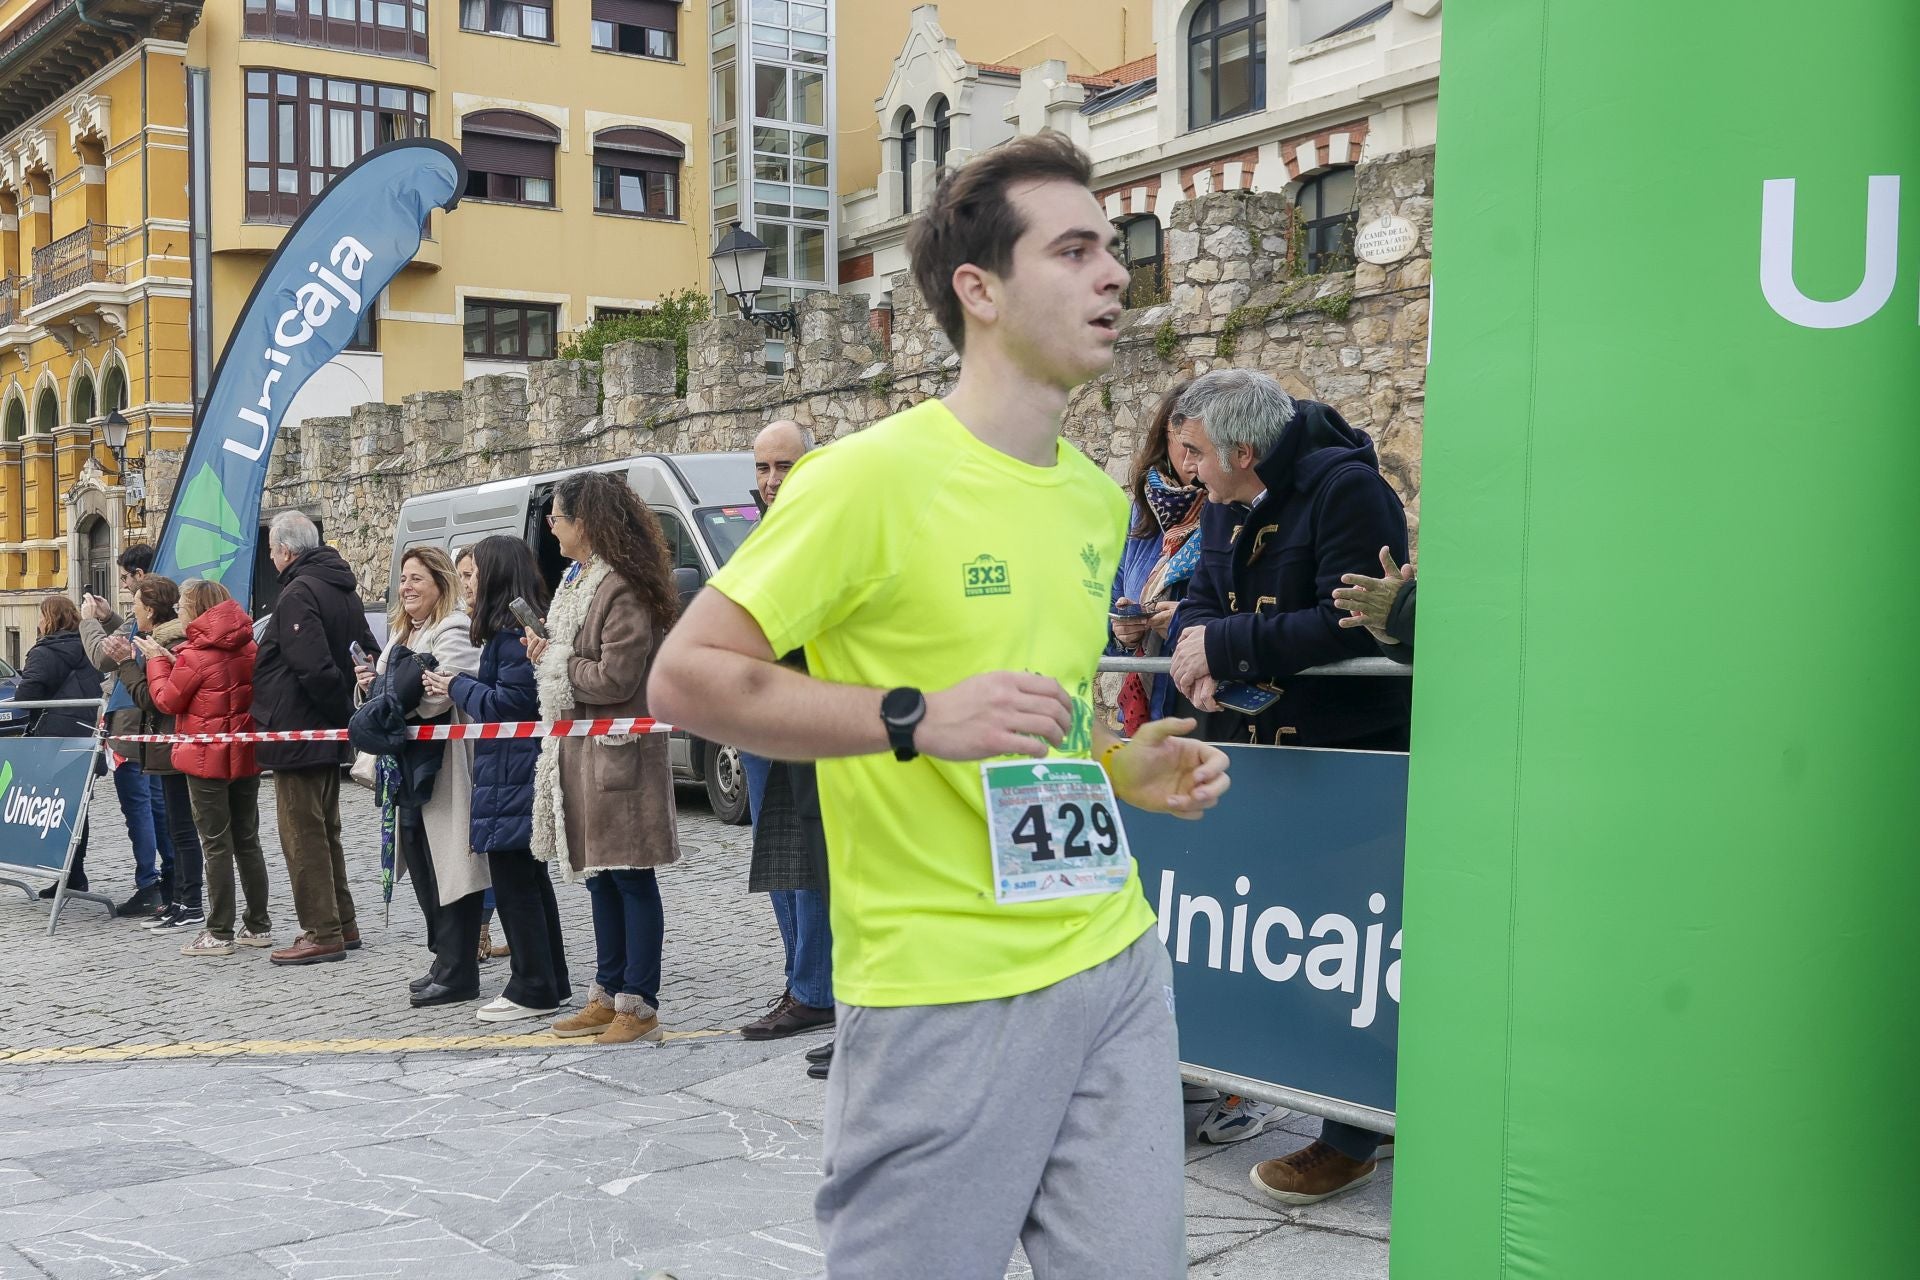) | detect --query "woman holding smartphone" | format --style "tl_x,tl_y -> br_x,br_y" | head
529,471 -> 681,1046
422,535 -> 571,1021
